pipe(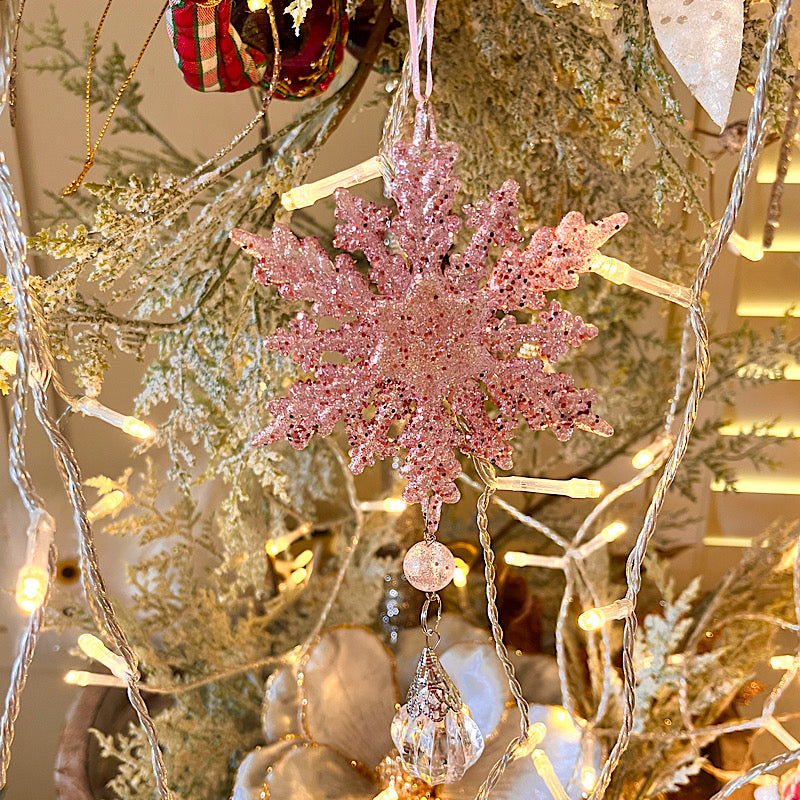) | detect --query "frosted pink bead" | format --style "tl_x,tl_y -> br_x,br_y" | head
231,104 -> 625,536
403,541 -> 455,592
